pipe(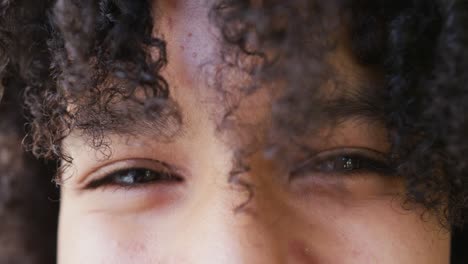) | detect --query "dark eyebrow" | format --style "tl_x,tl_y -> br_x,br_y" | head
73,83 -> 384,144
322,86 -> 386,124
74,98 -> 184,143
